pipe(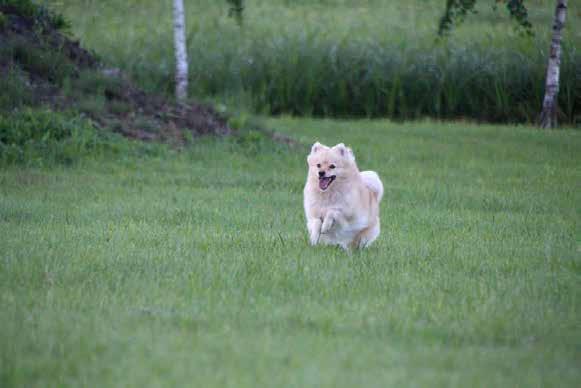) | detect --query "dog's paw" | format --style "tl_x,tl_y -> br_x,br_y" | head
321,216 -> 334,234
309,229 -> 321,245
309,233 -> 320,245
307,218 -> 322,245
